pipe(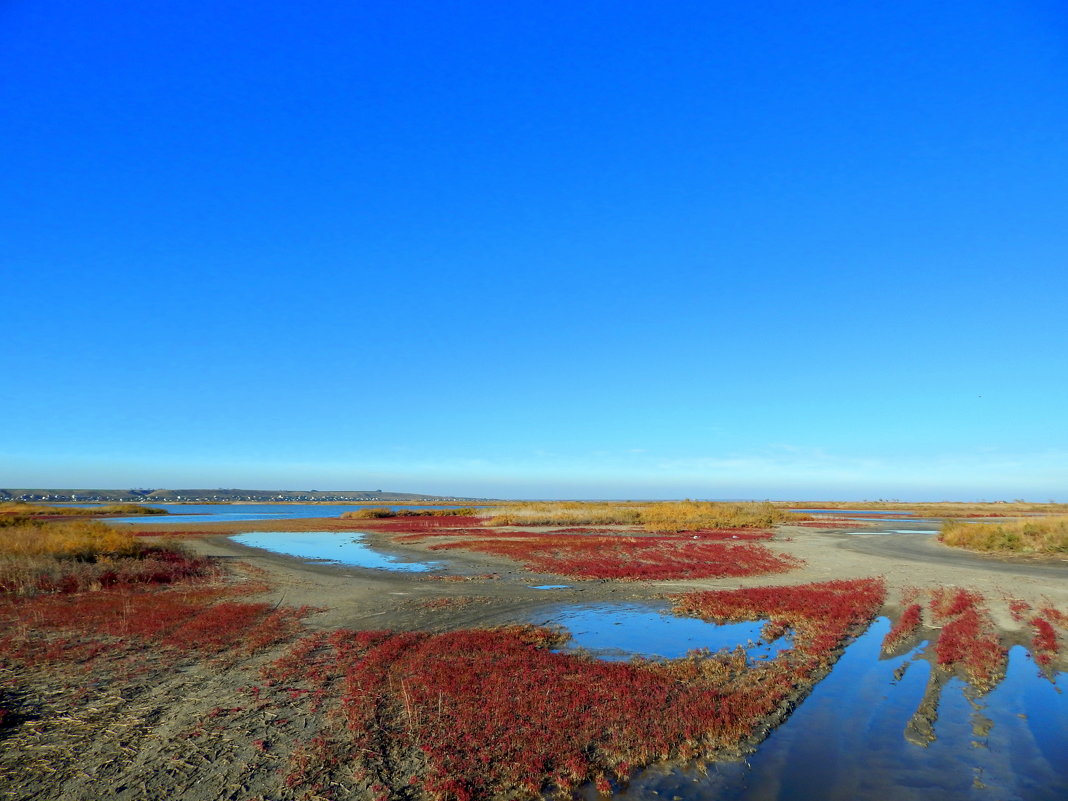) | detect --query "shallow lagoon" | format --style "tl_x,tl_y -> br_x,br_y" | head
230,530 -> 442,572
106,502 -> 462,525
